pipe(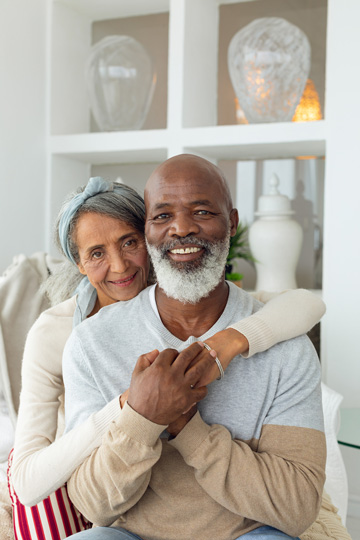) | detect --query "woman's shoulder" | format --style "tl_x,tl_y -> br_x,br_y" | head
22,297 -> 77,377
28,296 -> 77,340
40,295 -> 77,319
